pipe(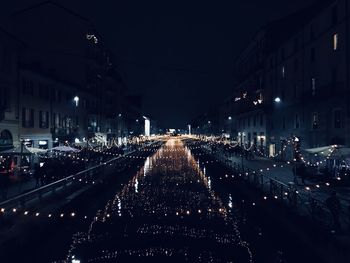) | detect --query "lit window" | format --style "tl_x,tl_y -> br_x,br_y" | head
333,33 -> 338,51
